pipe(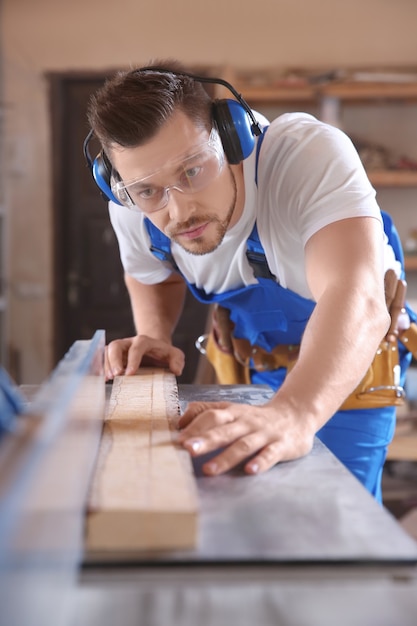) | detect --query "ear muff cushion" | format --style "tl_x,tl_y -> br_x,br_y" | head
92,153 -> 122,205
212,99 -> 256,164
